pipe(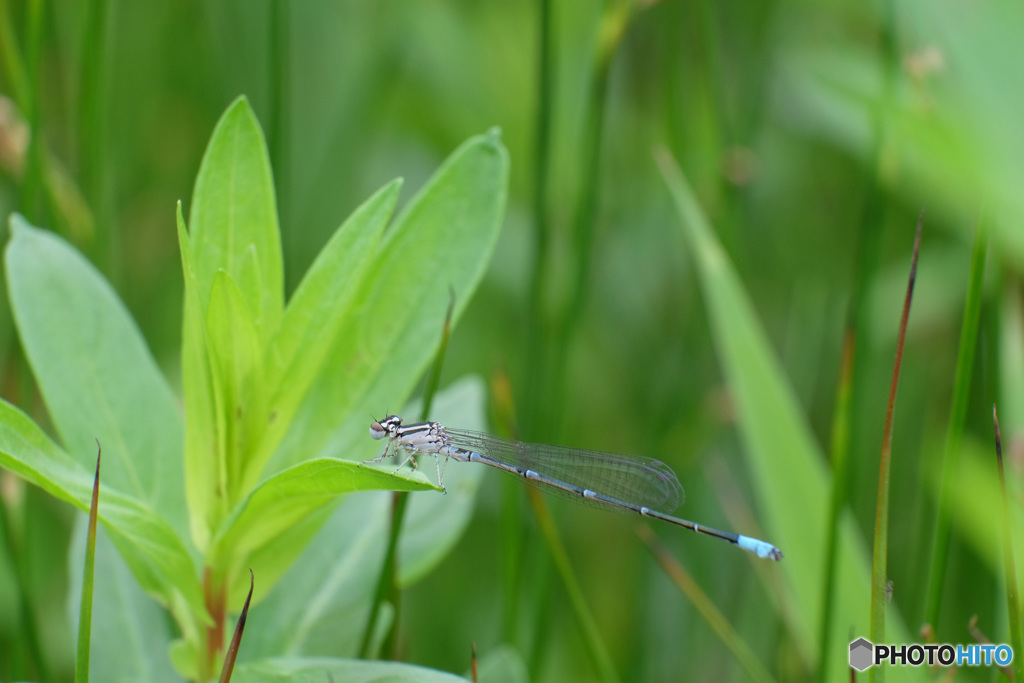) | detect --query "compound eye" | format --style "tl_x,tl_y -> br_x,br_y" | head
370,422 -> 386,440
